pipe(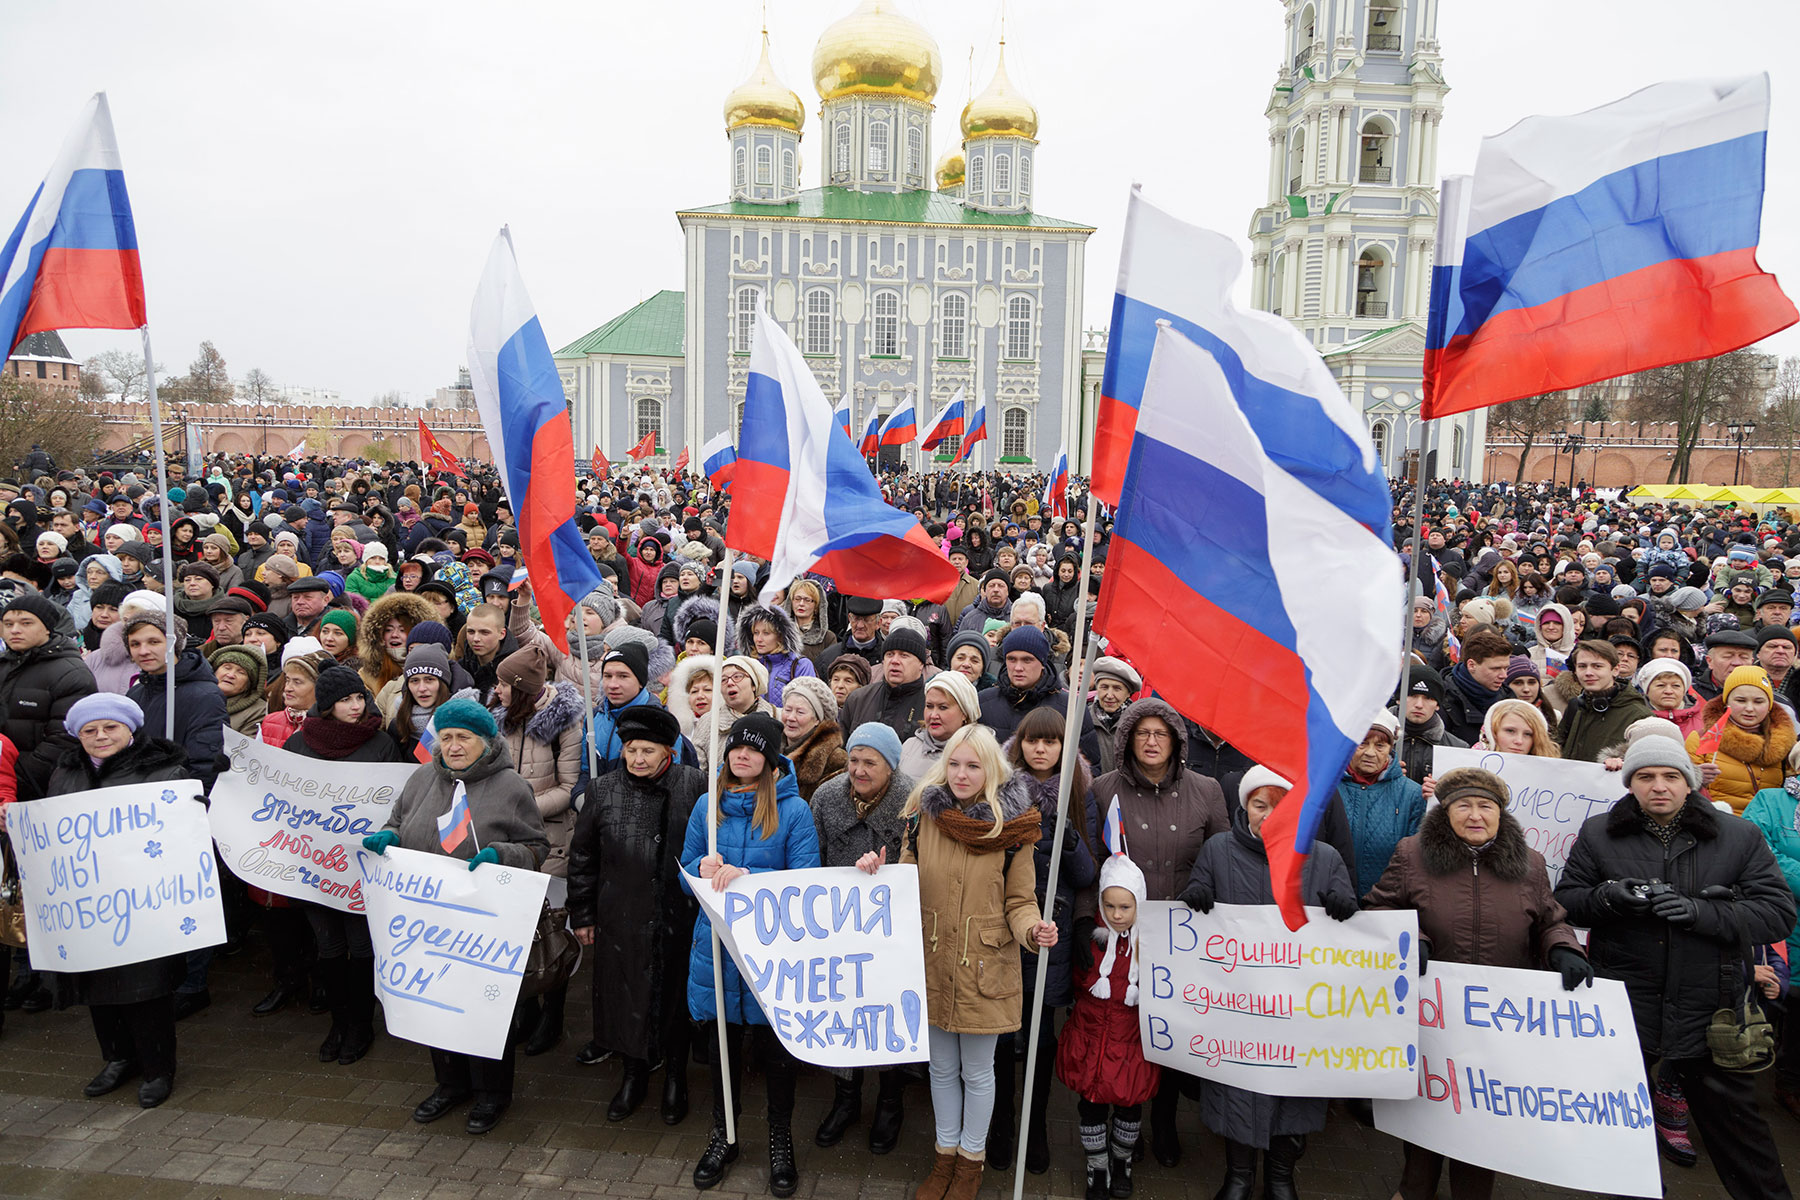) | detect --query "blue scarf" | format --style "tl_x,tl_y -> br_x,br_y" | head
1450,660 -> 1503,715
